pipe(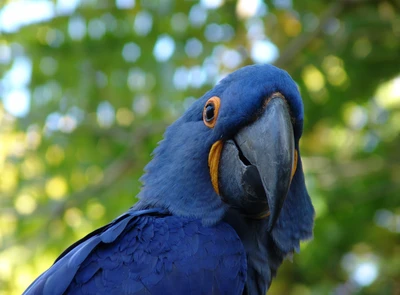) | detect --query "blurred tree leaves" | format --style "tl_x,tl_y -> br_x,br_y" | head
0,0 -> 399,294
